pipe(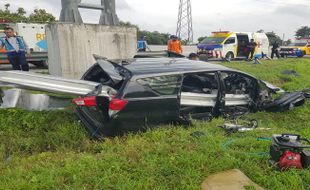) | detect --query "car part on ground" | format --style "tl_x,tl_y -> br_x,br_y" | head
219,118 -> 259,135
0,58 -> 309,137
270,134 -> 310,170
262,91 -> 309,112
